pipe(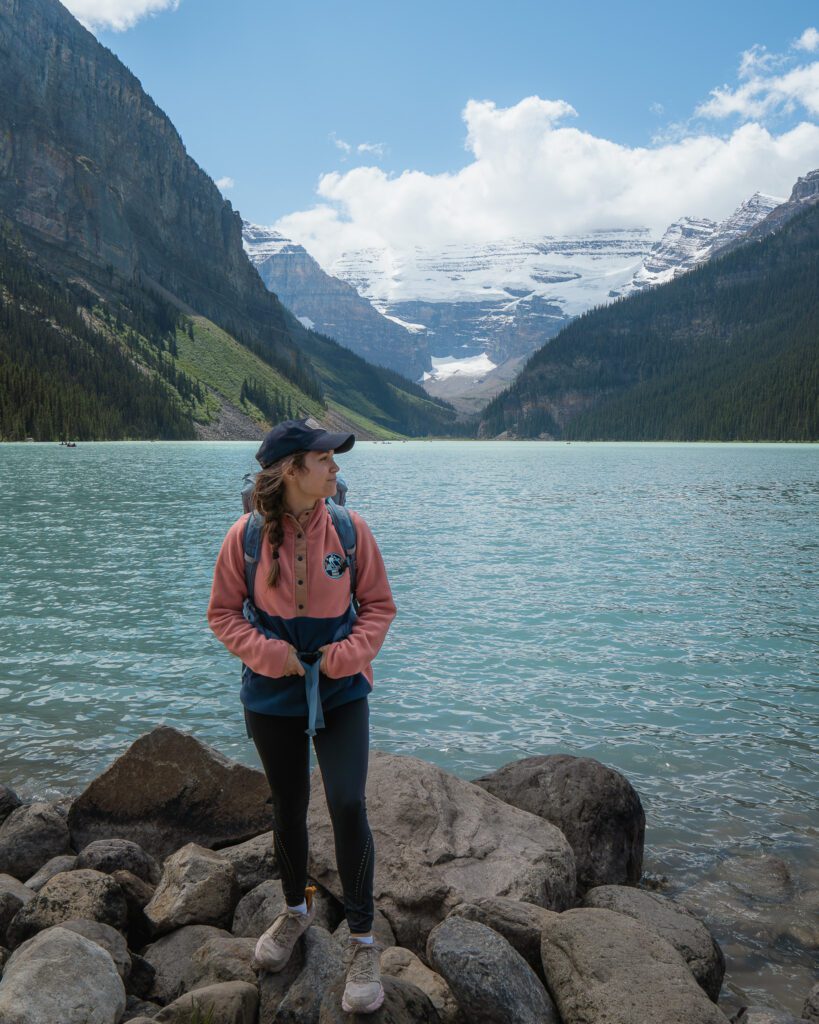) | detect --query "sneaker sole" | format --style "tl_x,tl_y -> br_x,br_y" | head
342,985 -> 385,1014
